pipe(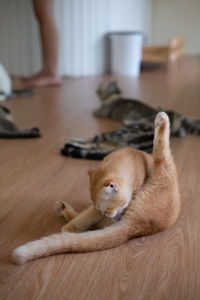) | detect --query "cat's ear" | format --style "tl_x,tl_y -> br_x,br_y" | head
88,170 -> 95,178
